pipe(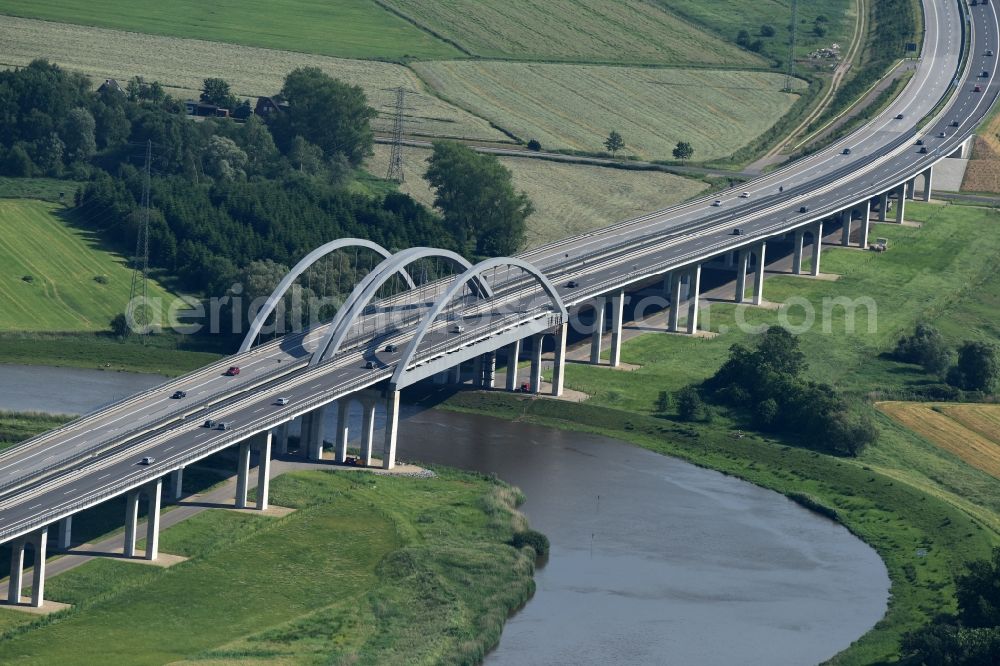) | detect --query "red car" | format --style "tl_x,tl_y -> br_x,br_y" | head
225,366 -> 240,376
974,85 -> 983,92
